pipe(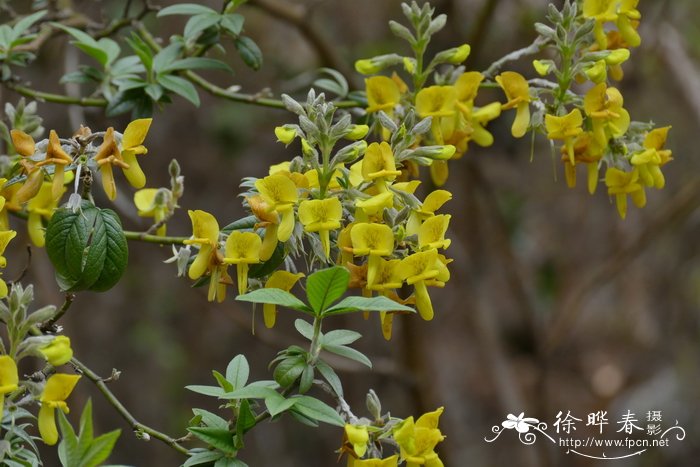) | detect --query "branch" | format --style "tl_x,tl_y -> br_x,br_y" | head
28,325 -> 188,455
134,23 -> 361,110
70,357 -> 189,455
40,293 -> 75,333
4,82 -> 107,107
123,231 -> 188,245
482,36 -> 550,79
